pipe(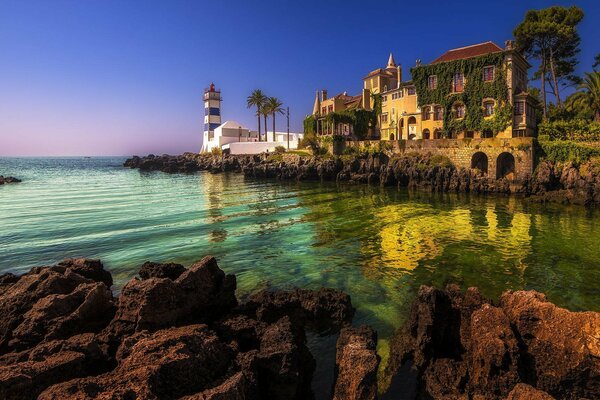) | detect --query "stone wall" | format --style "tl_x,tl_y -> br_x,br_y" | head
346,138 -> 535,181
